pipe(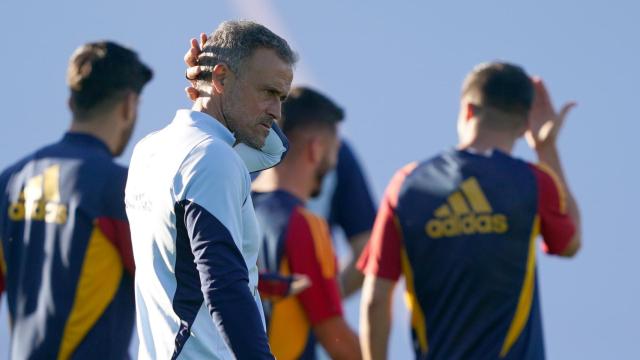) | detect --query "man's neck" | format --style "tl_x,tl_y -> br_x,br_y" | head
252,166 -> 311,202
457,129 -> 517,154
193,97 -> 229,130
68,118 -> 117,155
